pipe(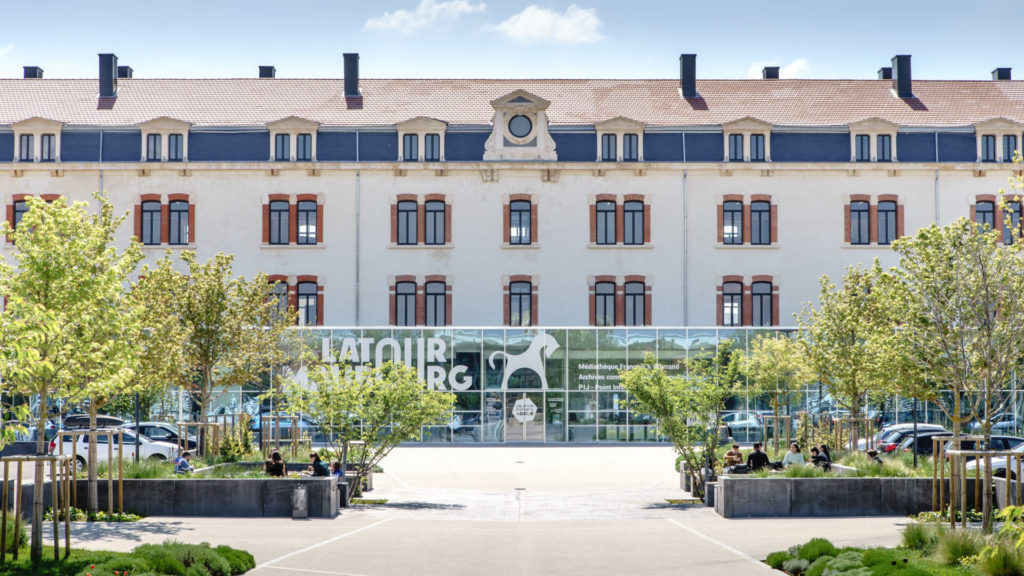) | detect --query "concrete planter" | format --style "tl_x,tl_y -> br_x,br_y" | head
715,475 -> 978,518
